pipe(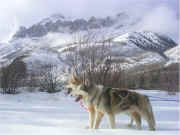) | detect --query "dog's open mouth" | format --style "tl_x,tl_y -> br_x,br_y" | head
66,88 -> 82,102
75,95 -> 82,102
